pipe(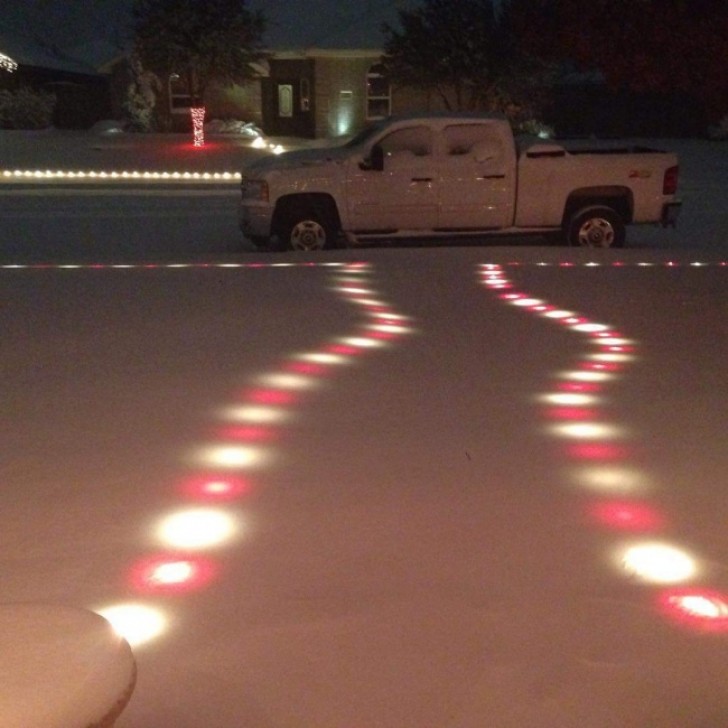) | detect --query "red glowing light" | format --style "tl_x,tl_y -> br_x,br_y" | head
284,361 -> 328,376
545,407 -> 600,421
589,500 -> 666,531
245,388 -> 297,406
190,106 -> 206,147
180,474 -> 251,500
217,425 -> 276,442
129,555 -> 216,594
567,443 -> 629,460
556,382 -> 603,393
325,343 -> 358,356
658,588 -> 728,632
